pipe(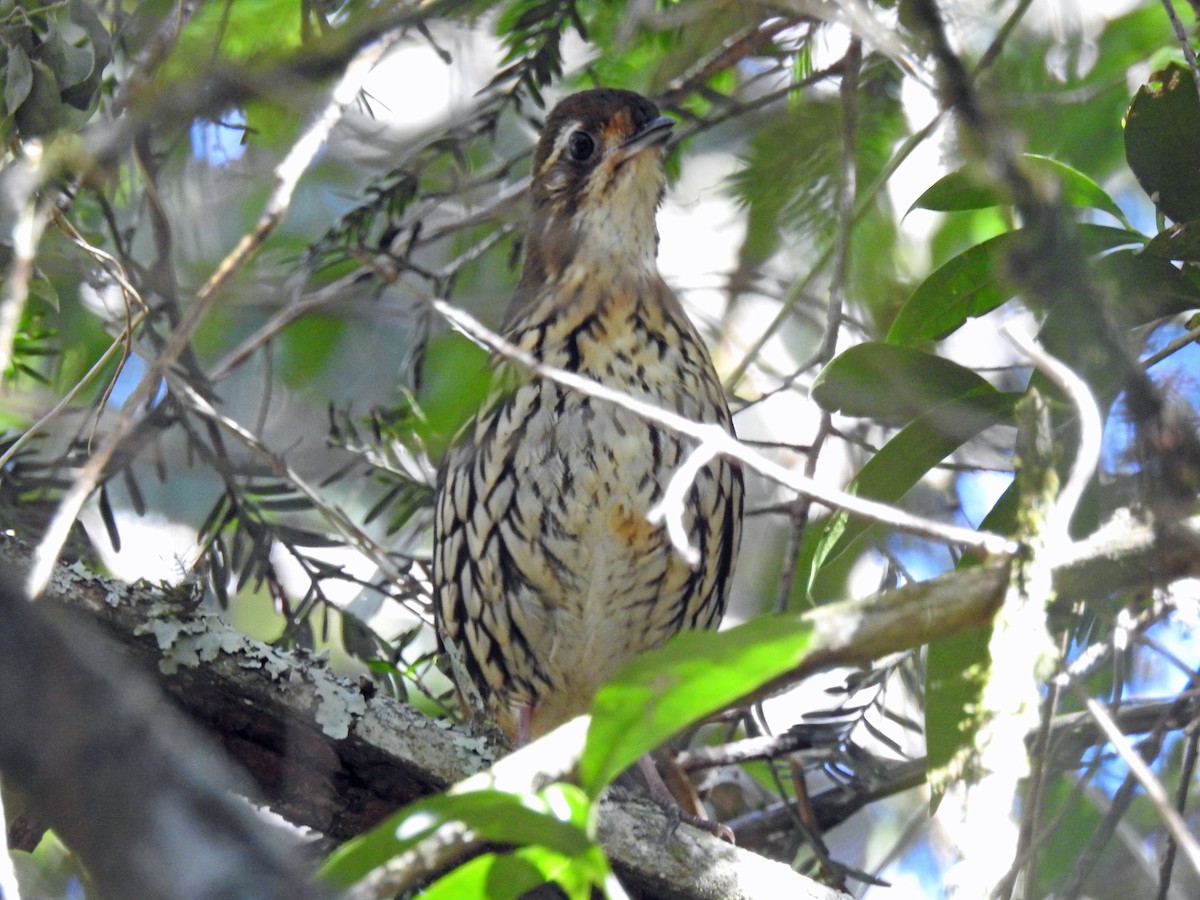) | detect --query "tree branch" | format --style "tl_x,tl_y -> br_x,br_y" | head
0,560 -> 322,900
4,508 -> 1197,891
0,536 -> 840,899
